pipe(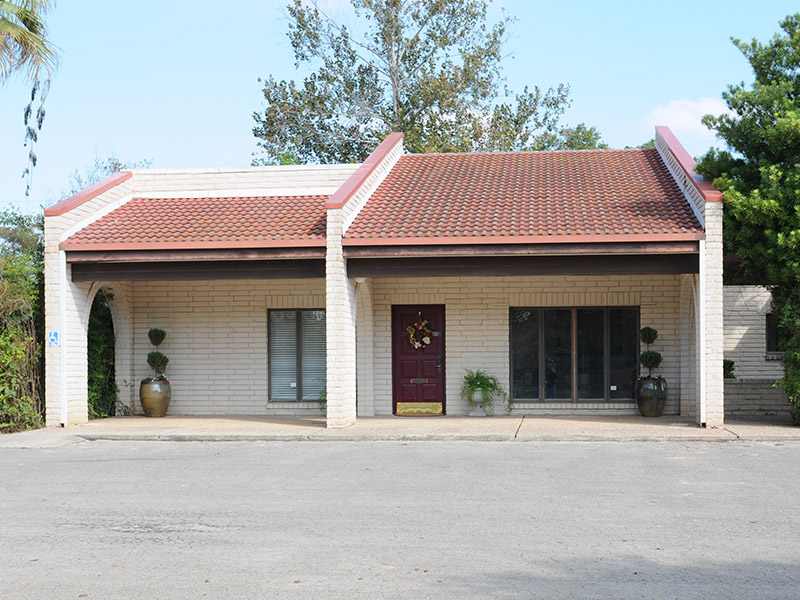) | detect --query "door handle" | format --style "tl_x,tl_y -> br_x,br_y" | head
437,357 -> 442,372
